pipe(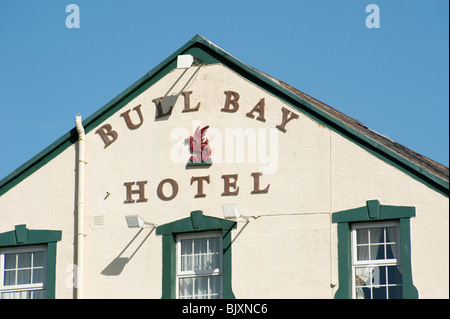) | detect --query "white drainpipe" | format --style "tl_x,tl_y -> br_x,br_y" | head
75,114 -> 85,299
